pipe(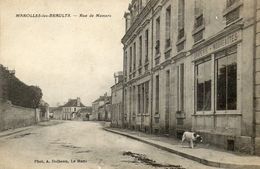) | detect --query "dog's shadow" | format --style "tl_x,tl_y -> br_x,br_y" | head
180,146 -> 200,149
